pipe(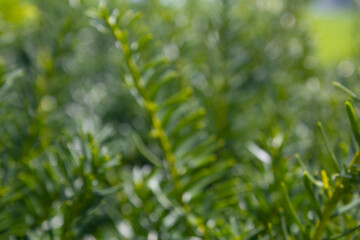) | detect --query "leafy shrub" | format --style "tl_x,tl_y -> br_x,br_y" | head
0,0 -> 359,239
